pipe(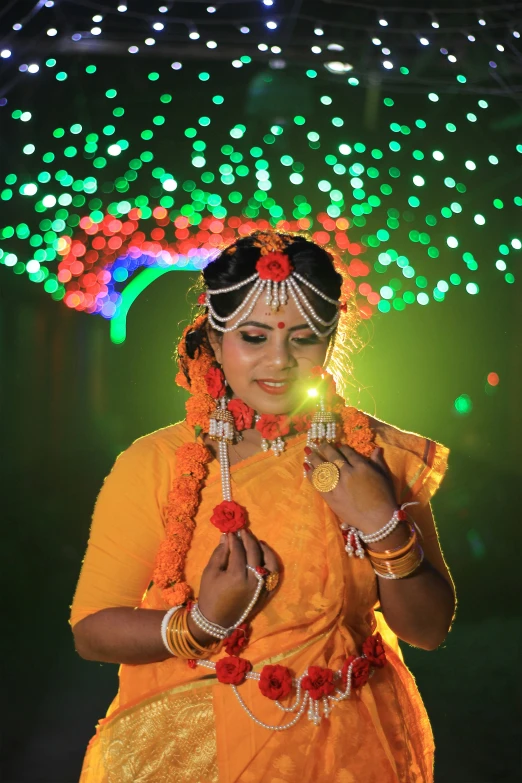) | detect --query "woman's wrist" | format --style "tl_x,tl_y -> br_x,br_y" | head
364,520 -> 412,553
186,611 -> 217,647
